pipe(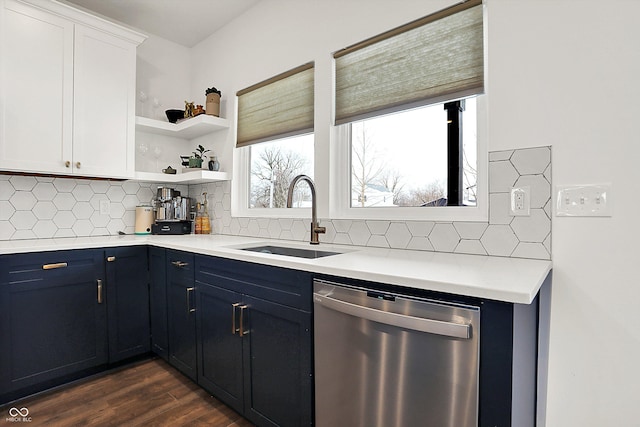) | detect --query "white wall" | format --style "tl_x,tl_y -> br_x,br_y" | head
135,35 -> 199,171
136,35 -> 190,119
488,1 -> 640,425
182,1 -> 640,425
